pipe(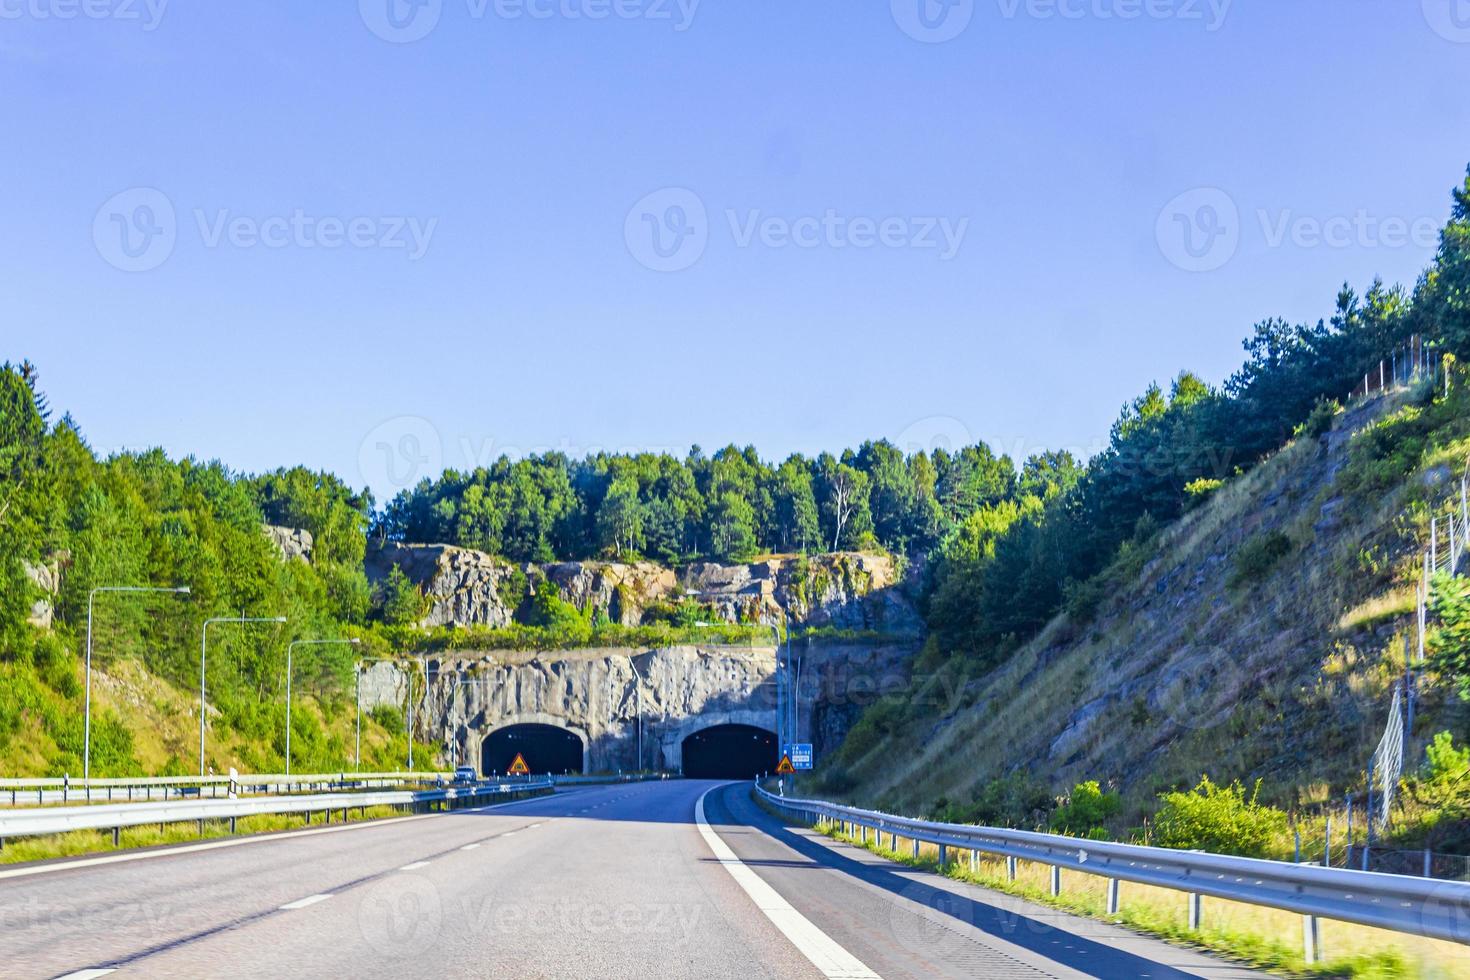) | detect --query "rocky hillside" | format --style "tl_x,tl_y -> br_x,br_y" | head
825,384 -> 1470,819
365,544 -> 922,634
